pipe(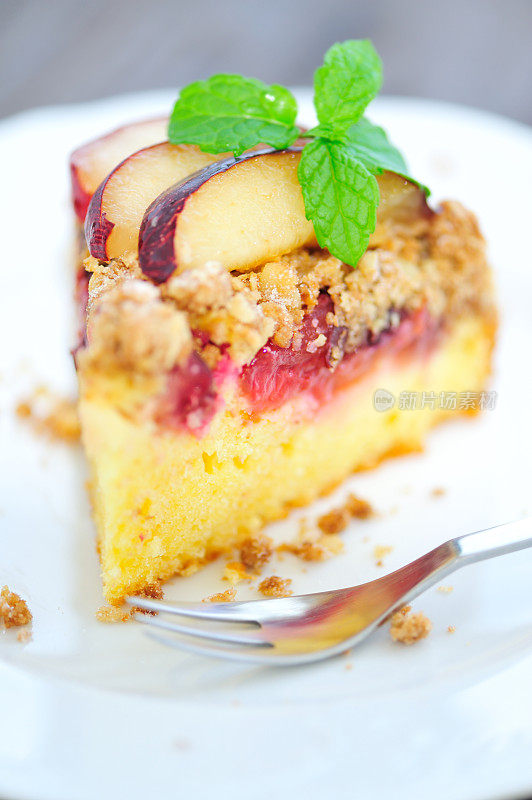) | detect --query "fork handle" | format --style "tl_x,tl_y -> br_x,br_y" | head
455,518 -> 532,565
